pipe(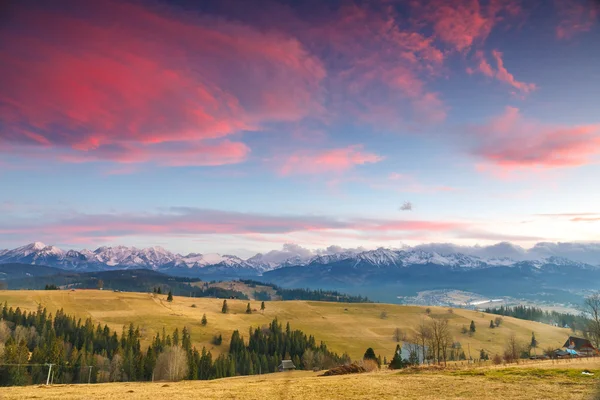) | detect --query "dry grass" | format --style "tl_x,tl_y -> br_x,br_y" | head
0,290 -> 572,359
3,359 -> 600,400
